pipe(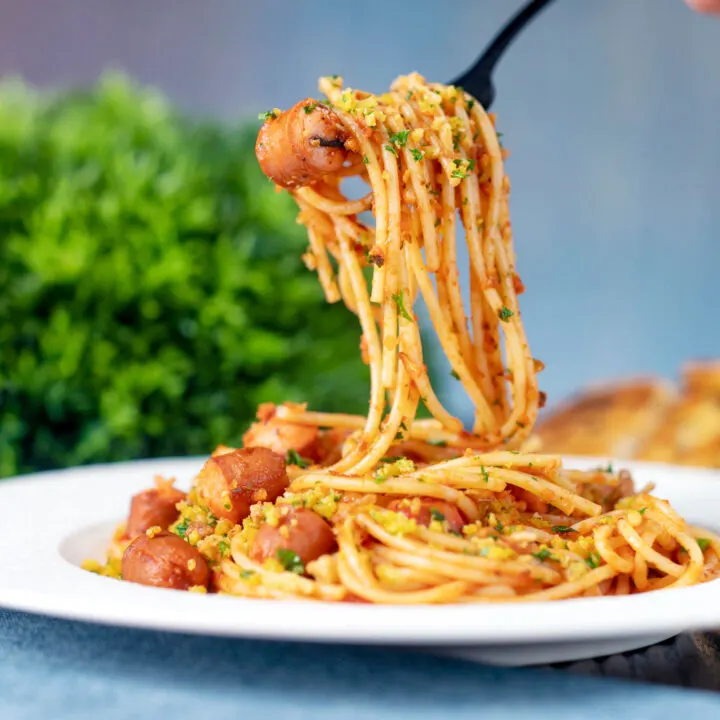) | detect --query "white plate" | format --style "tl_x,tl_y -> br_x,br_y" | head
1,456 -> 719,666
